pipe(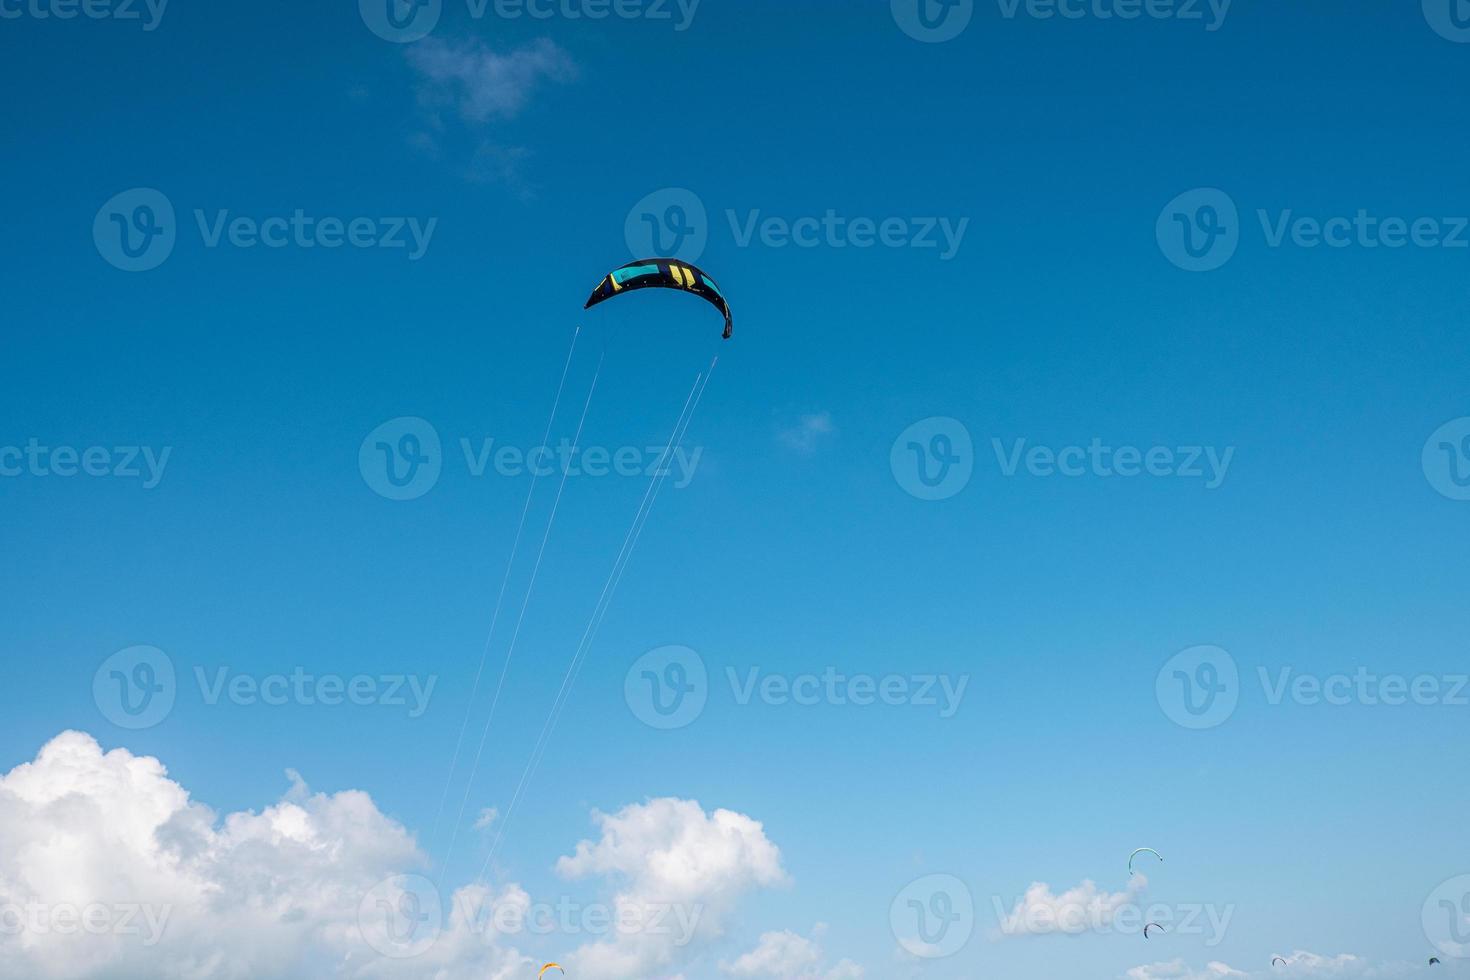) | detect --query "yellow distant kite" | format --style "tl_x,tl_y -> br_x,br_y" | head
538,965 -> 564,979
